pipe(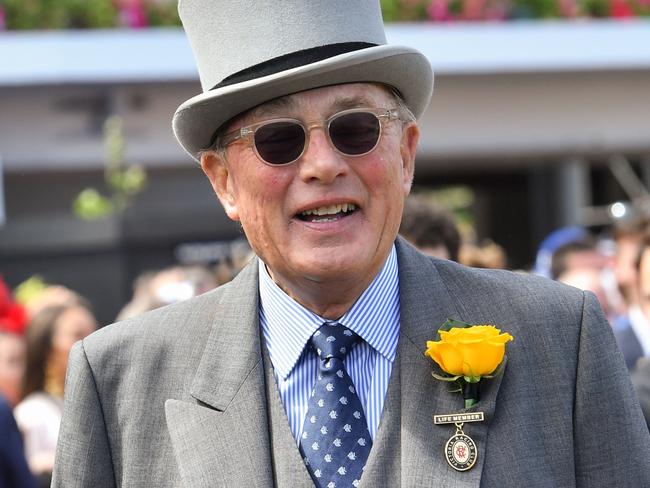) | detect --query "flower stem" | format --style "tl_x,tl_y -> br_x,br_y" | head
463,381 -> 479,408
